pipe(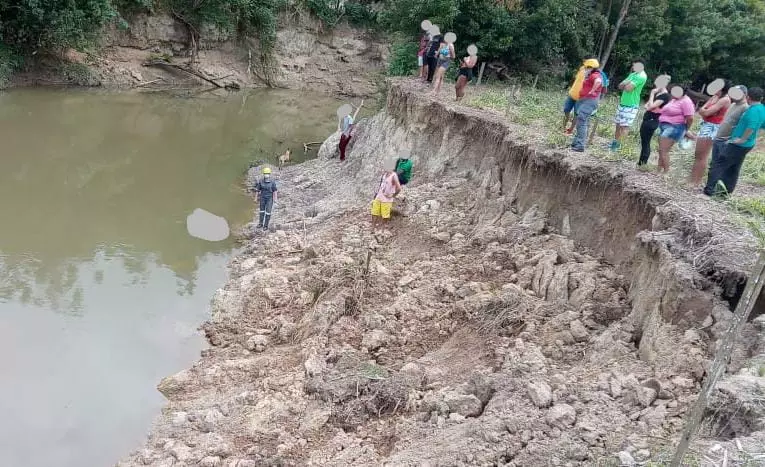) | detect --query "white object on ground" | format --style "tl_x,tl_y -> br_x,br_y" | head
187,208 -> 230,242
